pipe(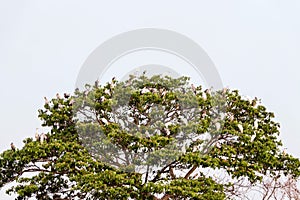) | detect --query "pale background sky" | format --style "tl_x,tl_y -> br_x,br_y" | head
0,1 -> 299,199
